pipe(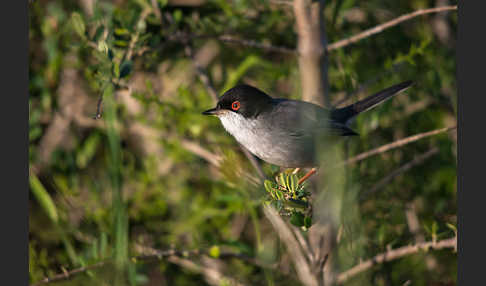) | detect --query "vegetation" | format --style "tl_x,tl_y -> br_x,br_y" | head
29,0 -> 457,285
